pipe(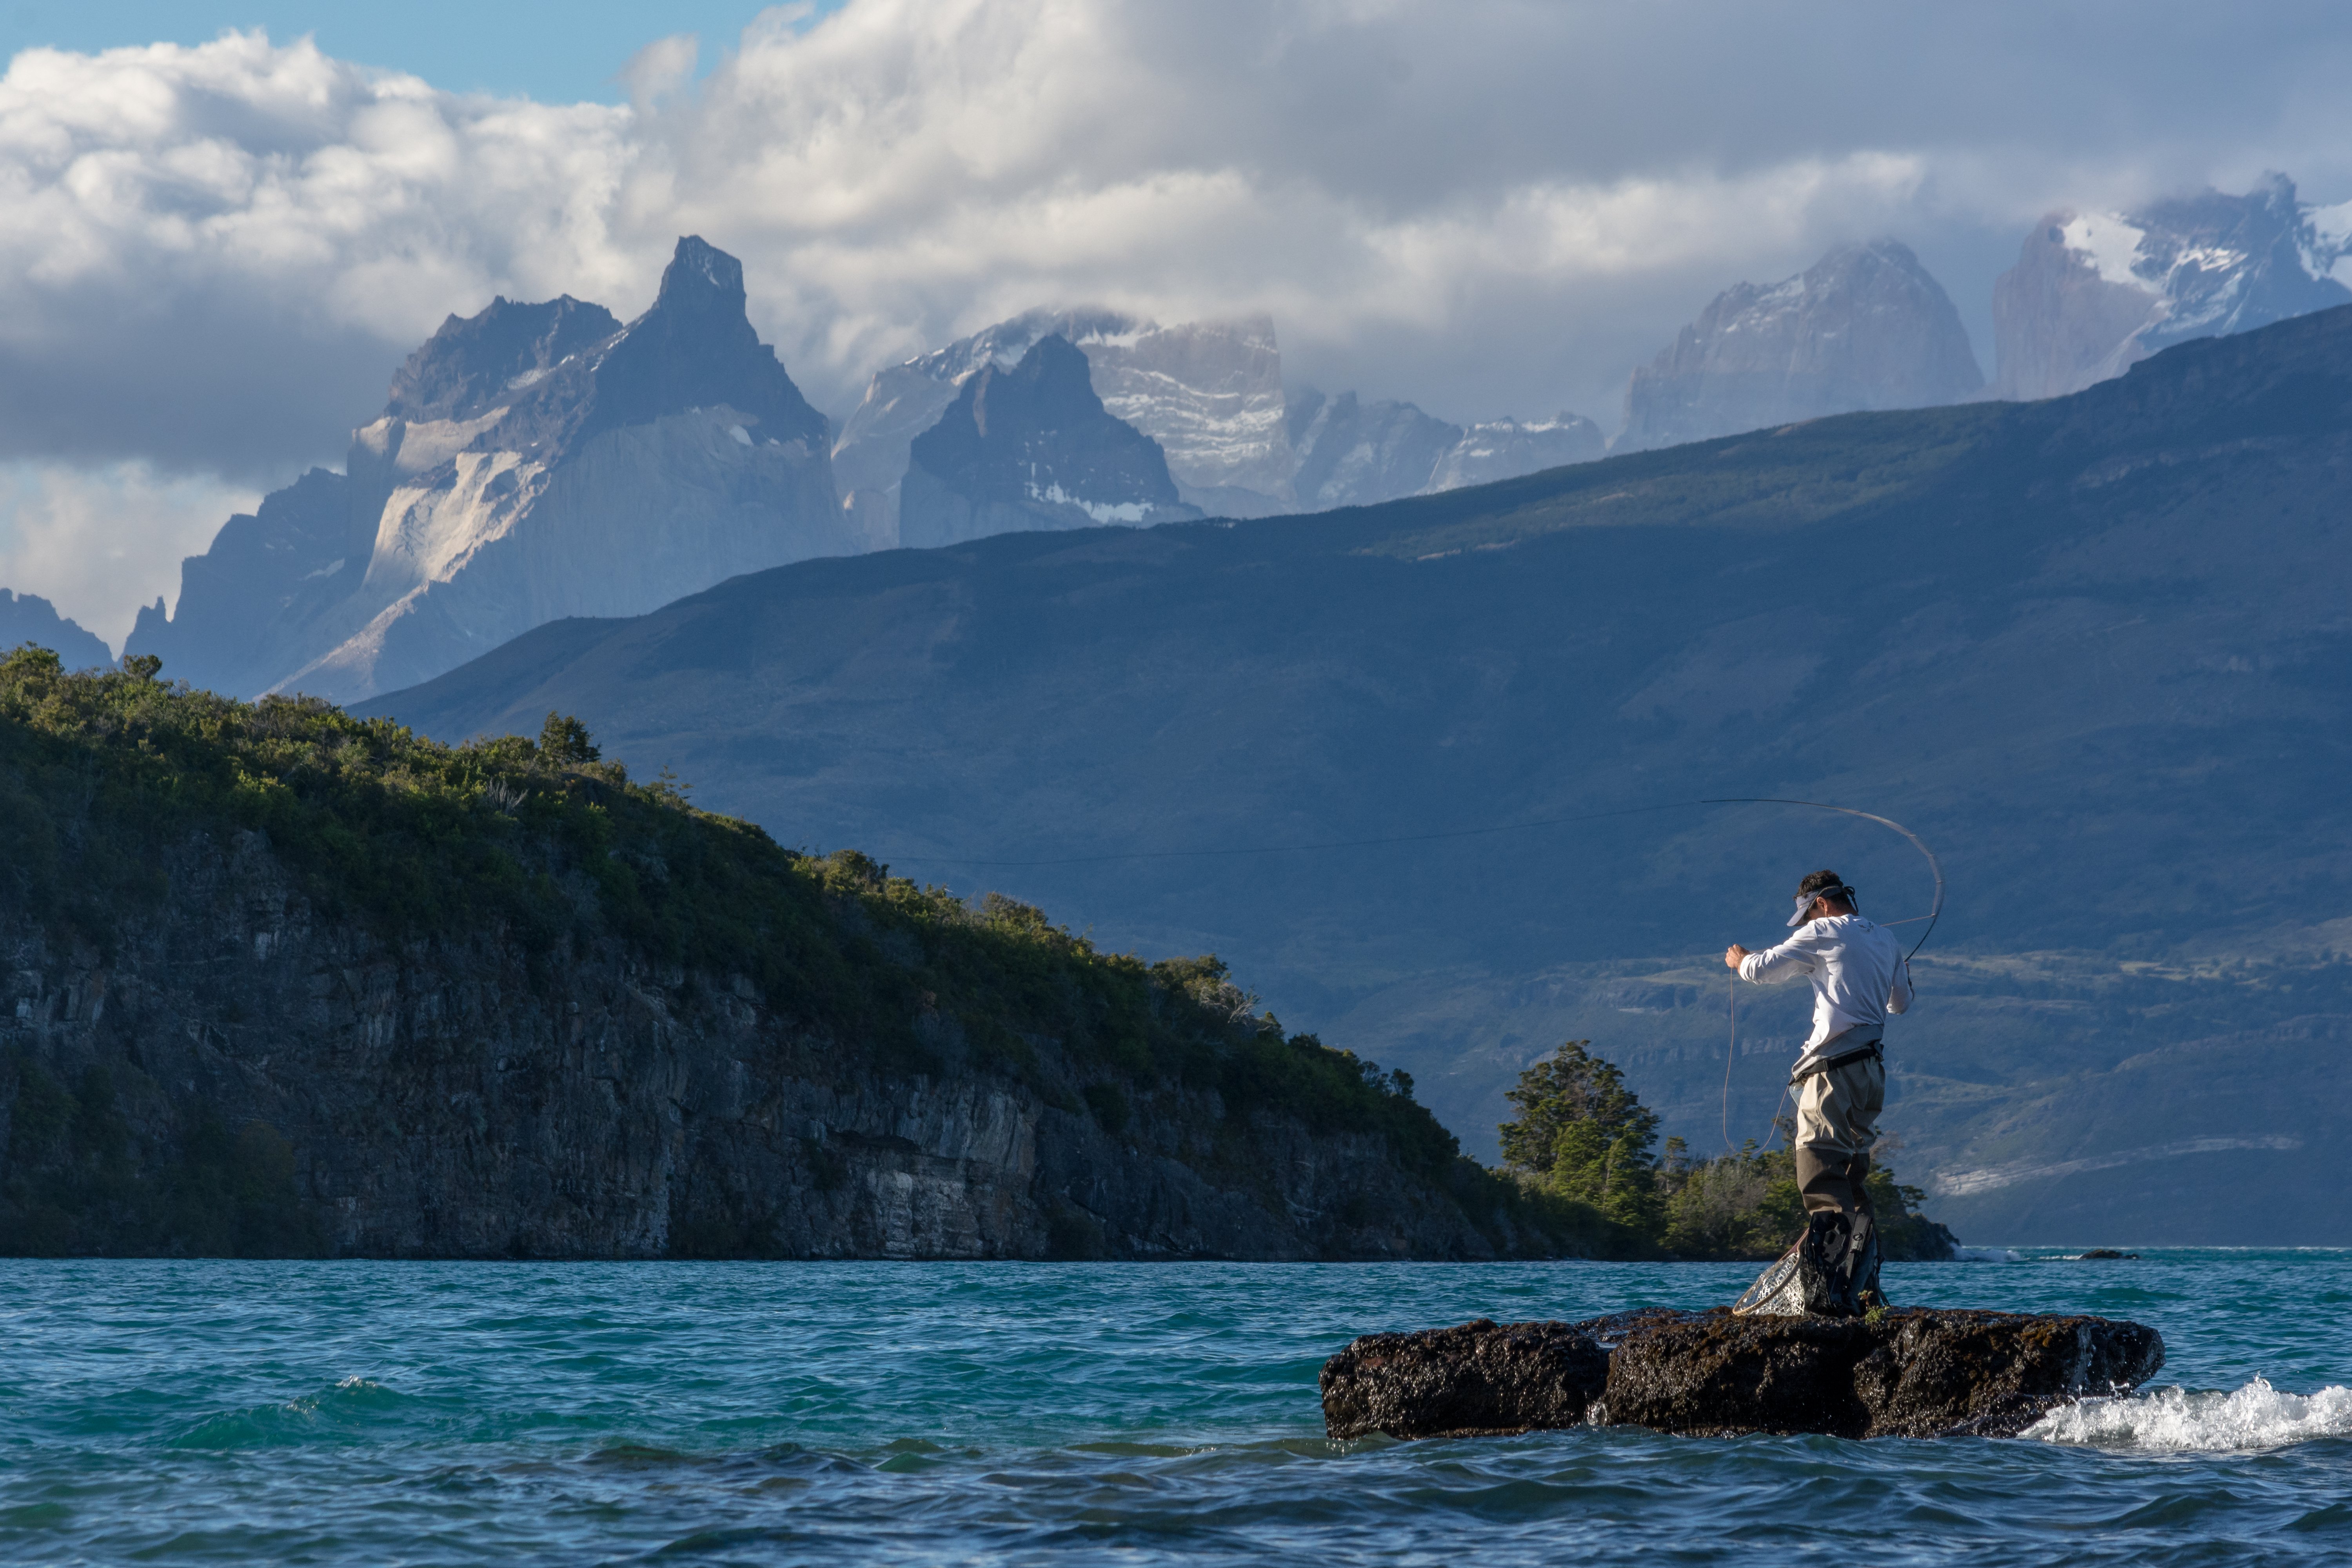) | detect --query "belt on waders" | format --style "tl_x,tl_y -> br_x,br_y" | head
1789,1038 -> 1882,1085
